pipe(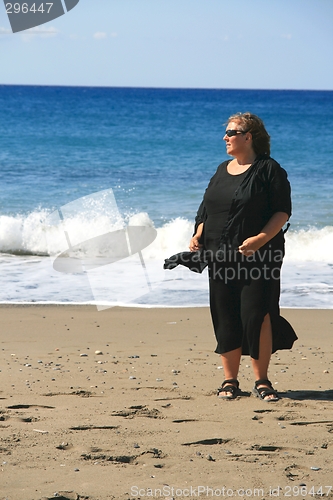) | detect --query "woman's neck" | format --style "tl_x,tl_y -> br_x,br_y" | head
234,151 -> 257,166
